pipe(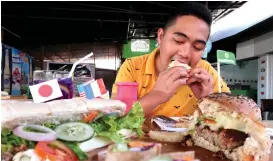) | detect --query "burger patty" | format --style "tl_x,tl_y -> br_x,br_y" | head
196,126 -> 249,150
